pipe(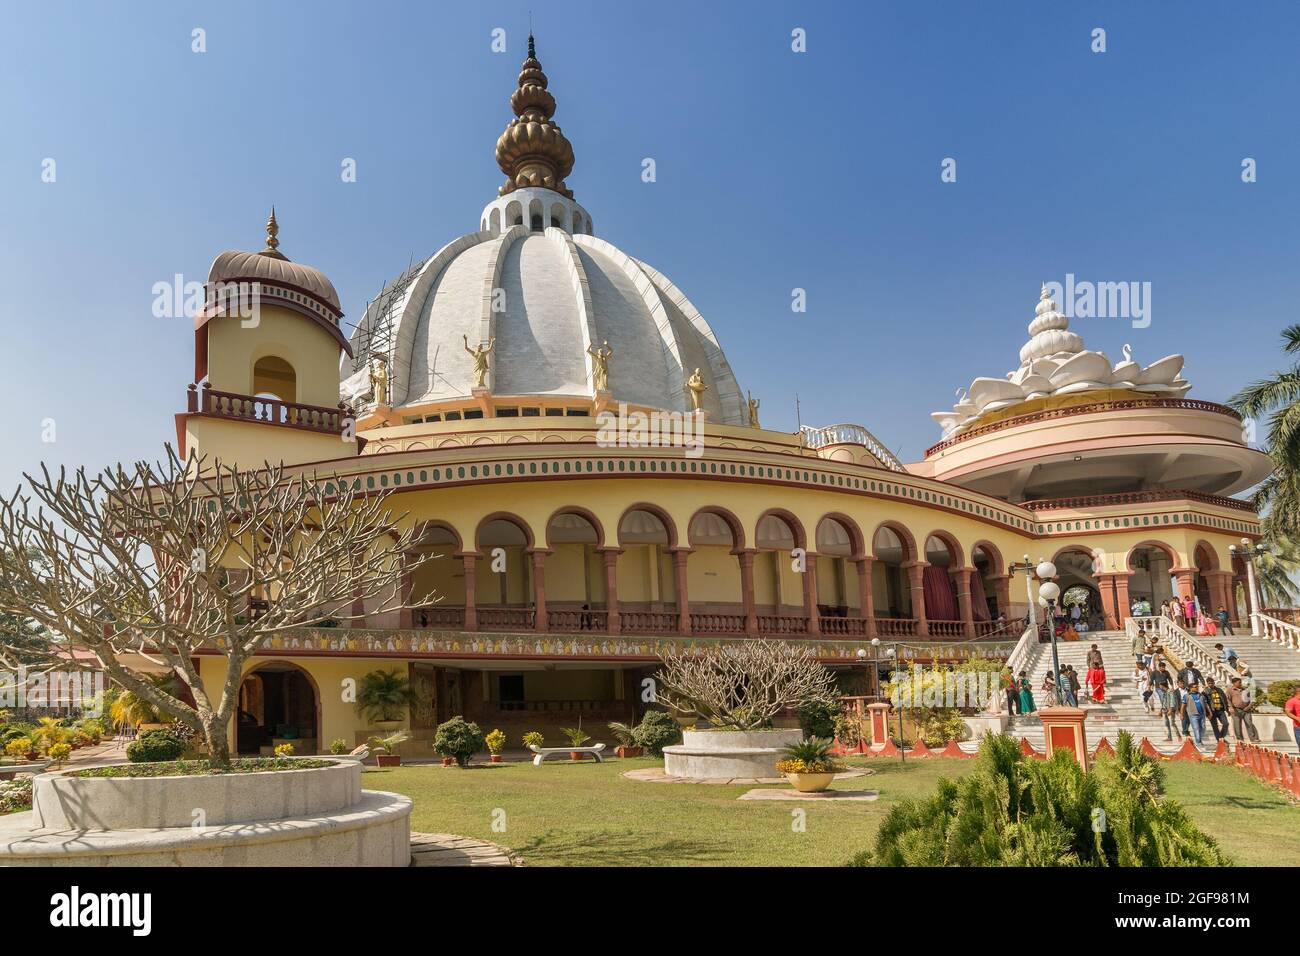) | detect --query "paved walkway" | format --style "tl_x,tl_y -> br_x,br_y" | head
409,831 -> 520,867
623,767 -> 873,785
